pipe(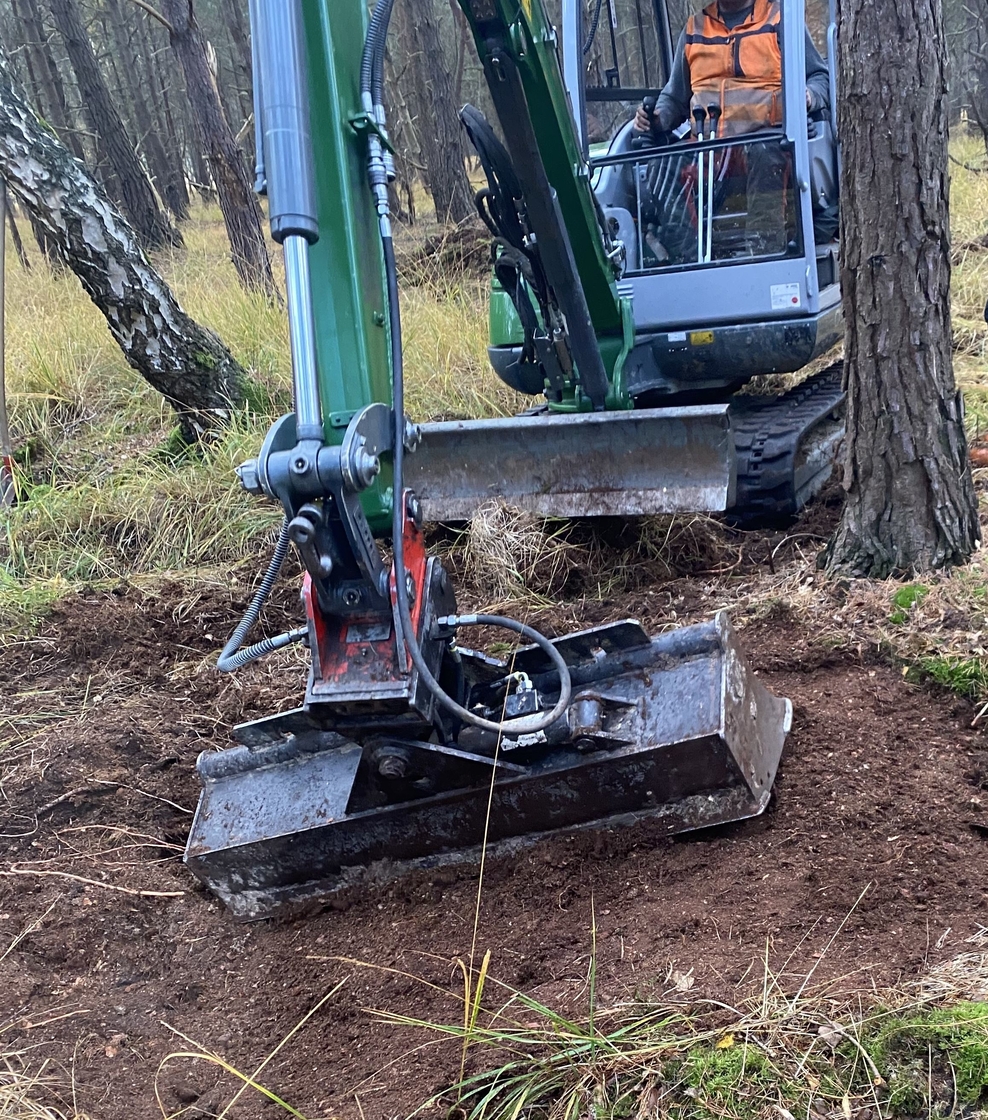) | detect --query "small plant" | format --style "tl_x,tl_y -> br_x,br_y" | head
889,583 -> 929,624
